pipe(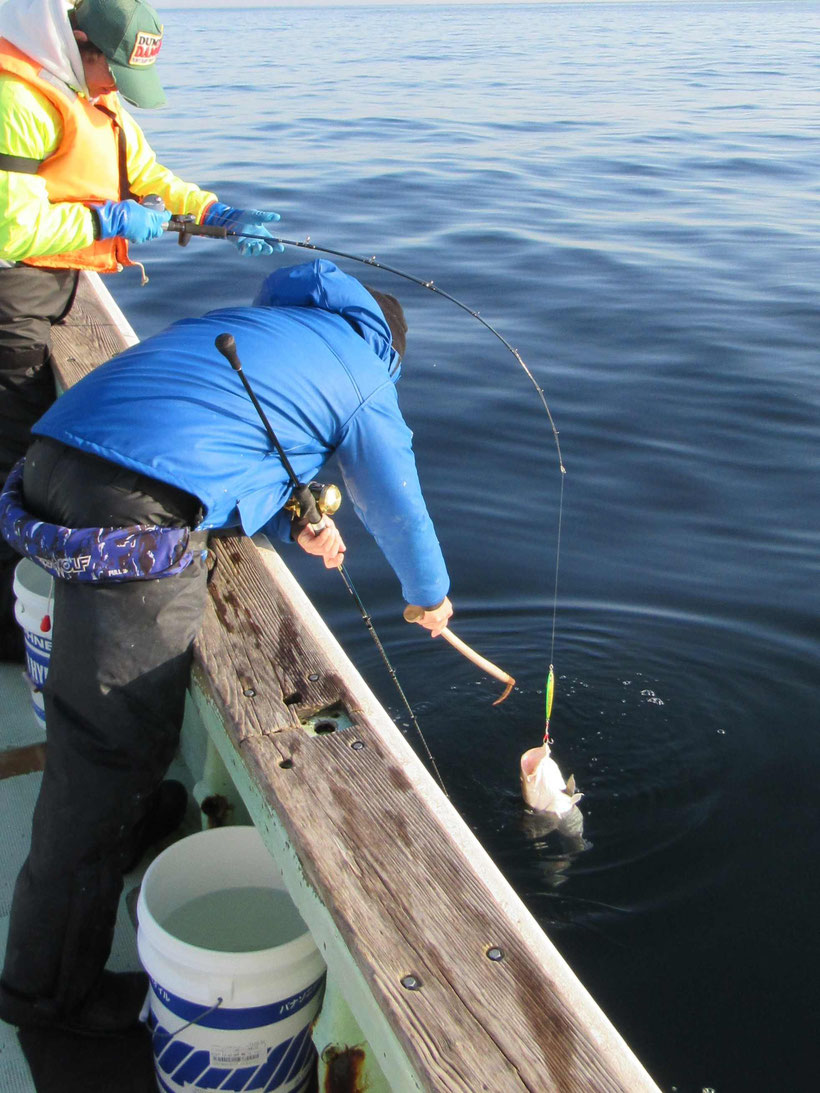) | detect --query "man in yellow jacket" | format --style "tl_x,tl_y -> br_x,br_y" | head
0,0 -> 283,656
